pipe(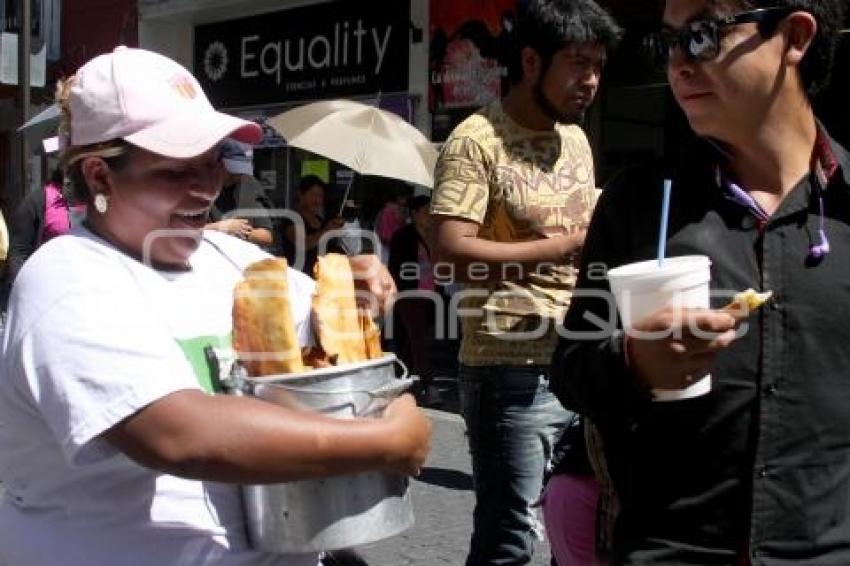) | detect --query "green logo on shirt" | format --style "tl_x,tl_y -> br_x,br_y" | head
175,334 -> 233,393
